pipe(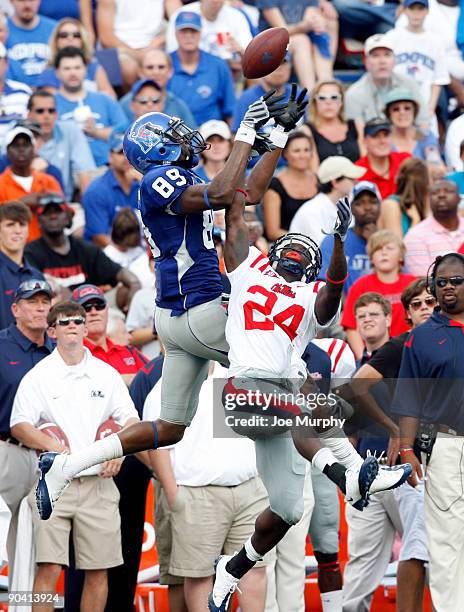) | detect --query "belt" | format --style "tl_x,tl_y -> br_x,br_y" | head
0,433 -> 30,448
438,424 -> 464,437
